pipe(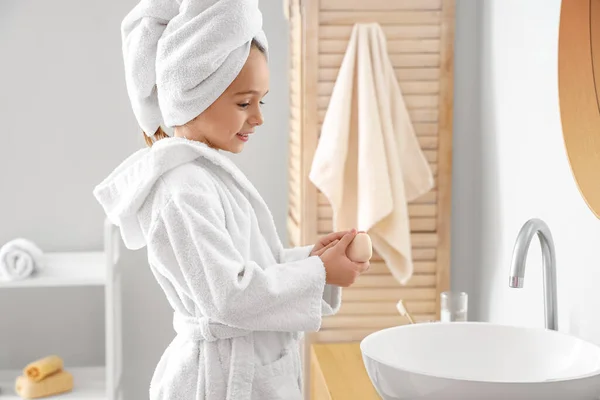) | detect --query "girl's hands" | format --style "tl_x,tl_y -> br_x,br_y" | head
312,230 -> 370,287
310,230 -> 352,257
